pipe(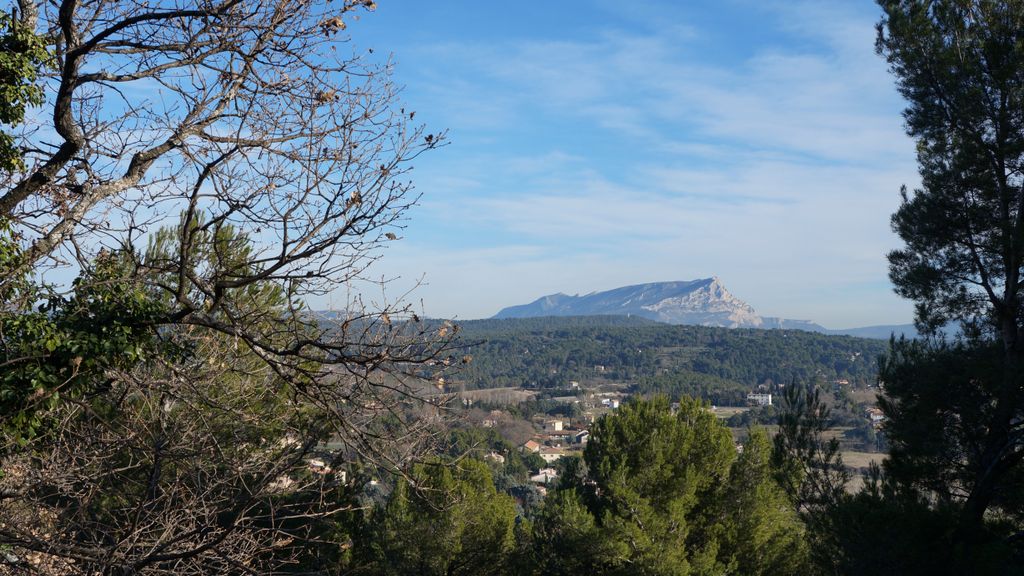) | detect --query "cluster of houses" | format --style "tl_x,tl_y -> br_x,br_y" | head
518,415 -> 597,491
523,418 -> 591,456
